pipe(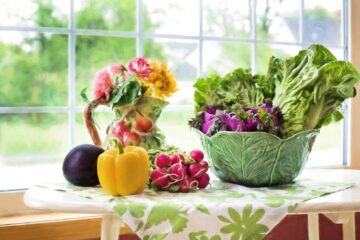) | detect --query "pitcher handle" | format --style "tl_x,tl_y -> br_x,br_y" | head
83,99 -> 108,147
